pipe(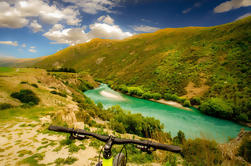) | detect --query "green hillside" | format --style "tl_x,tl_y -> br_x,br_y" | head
34,16 -> 251,123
